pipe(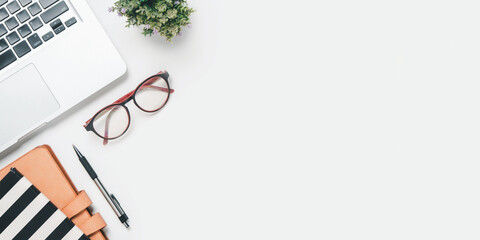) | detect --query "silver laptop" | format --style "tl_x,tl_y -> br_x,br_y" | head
0,0 -> 126,153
